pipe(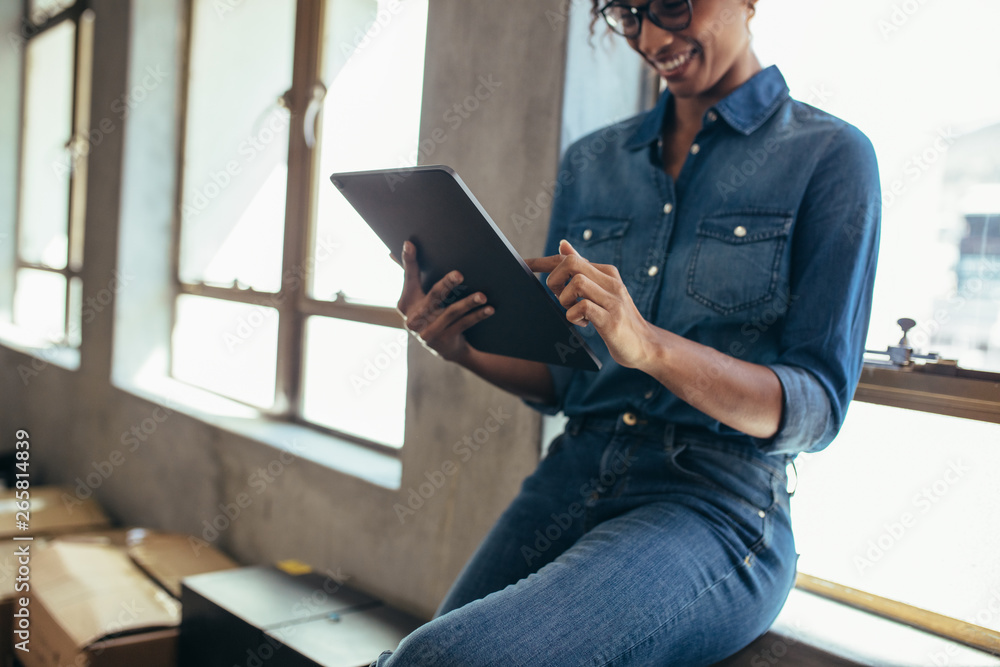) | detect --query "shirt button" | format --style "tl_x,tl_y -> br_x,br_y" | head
582,229 -> 593,241
647,265 -> 659,277
707,110 -> 718,123
690,143 -> 701,155
622,412 -> 638,426
734,225 -> 747,238
644,390 -> 654,399
662,203 -> 673,214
